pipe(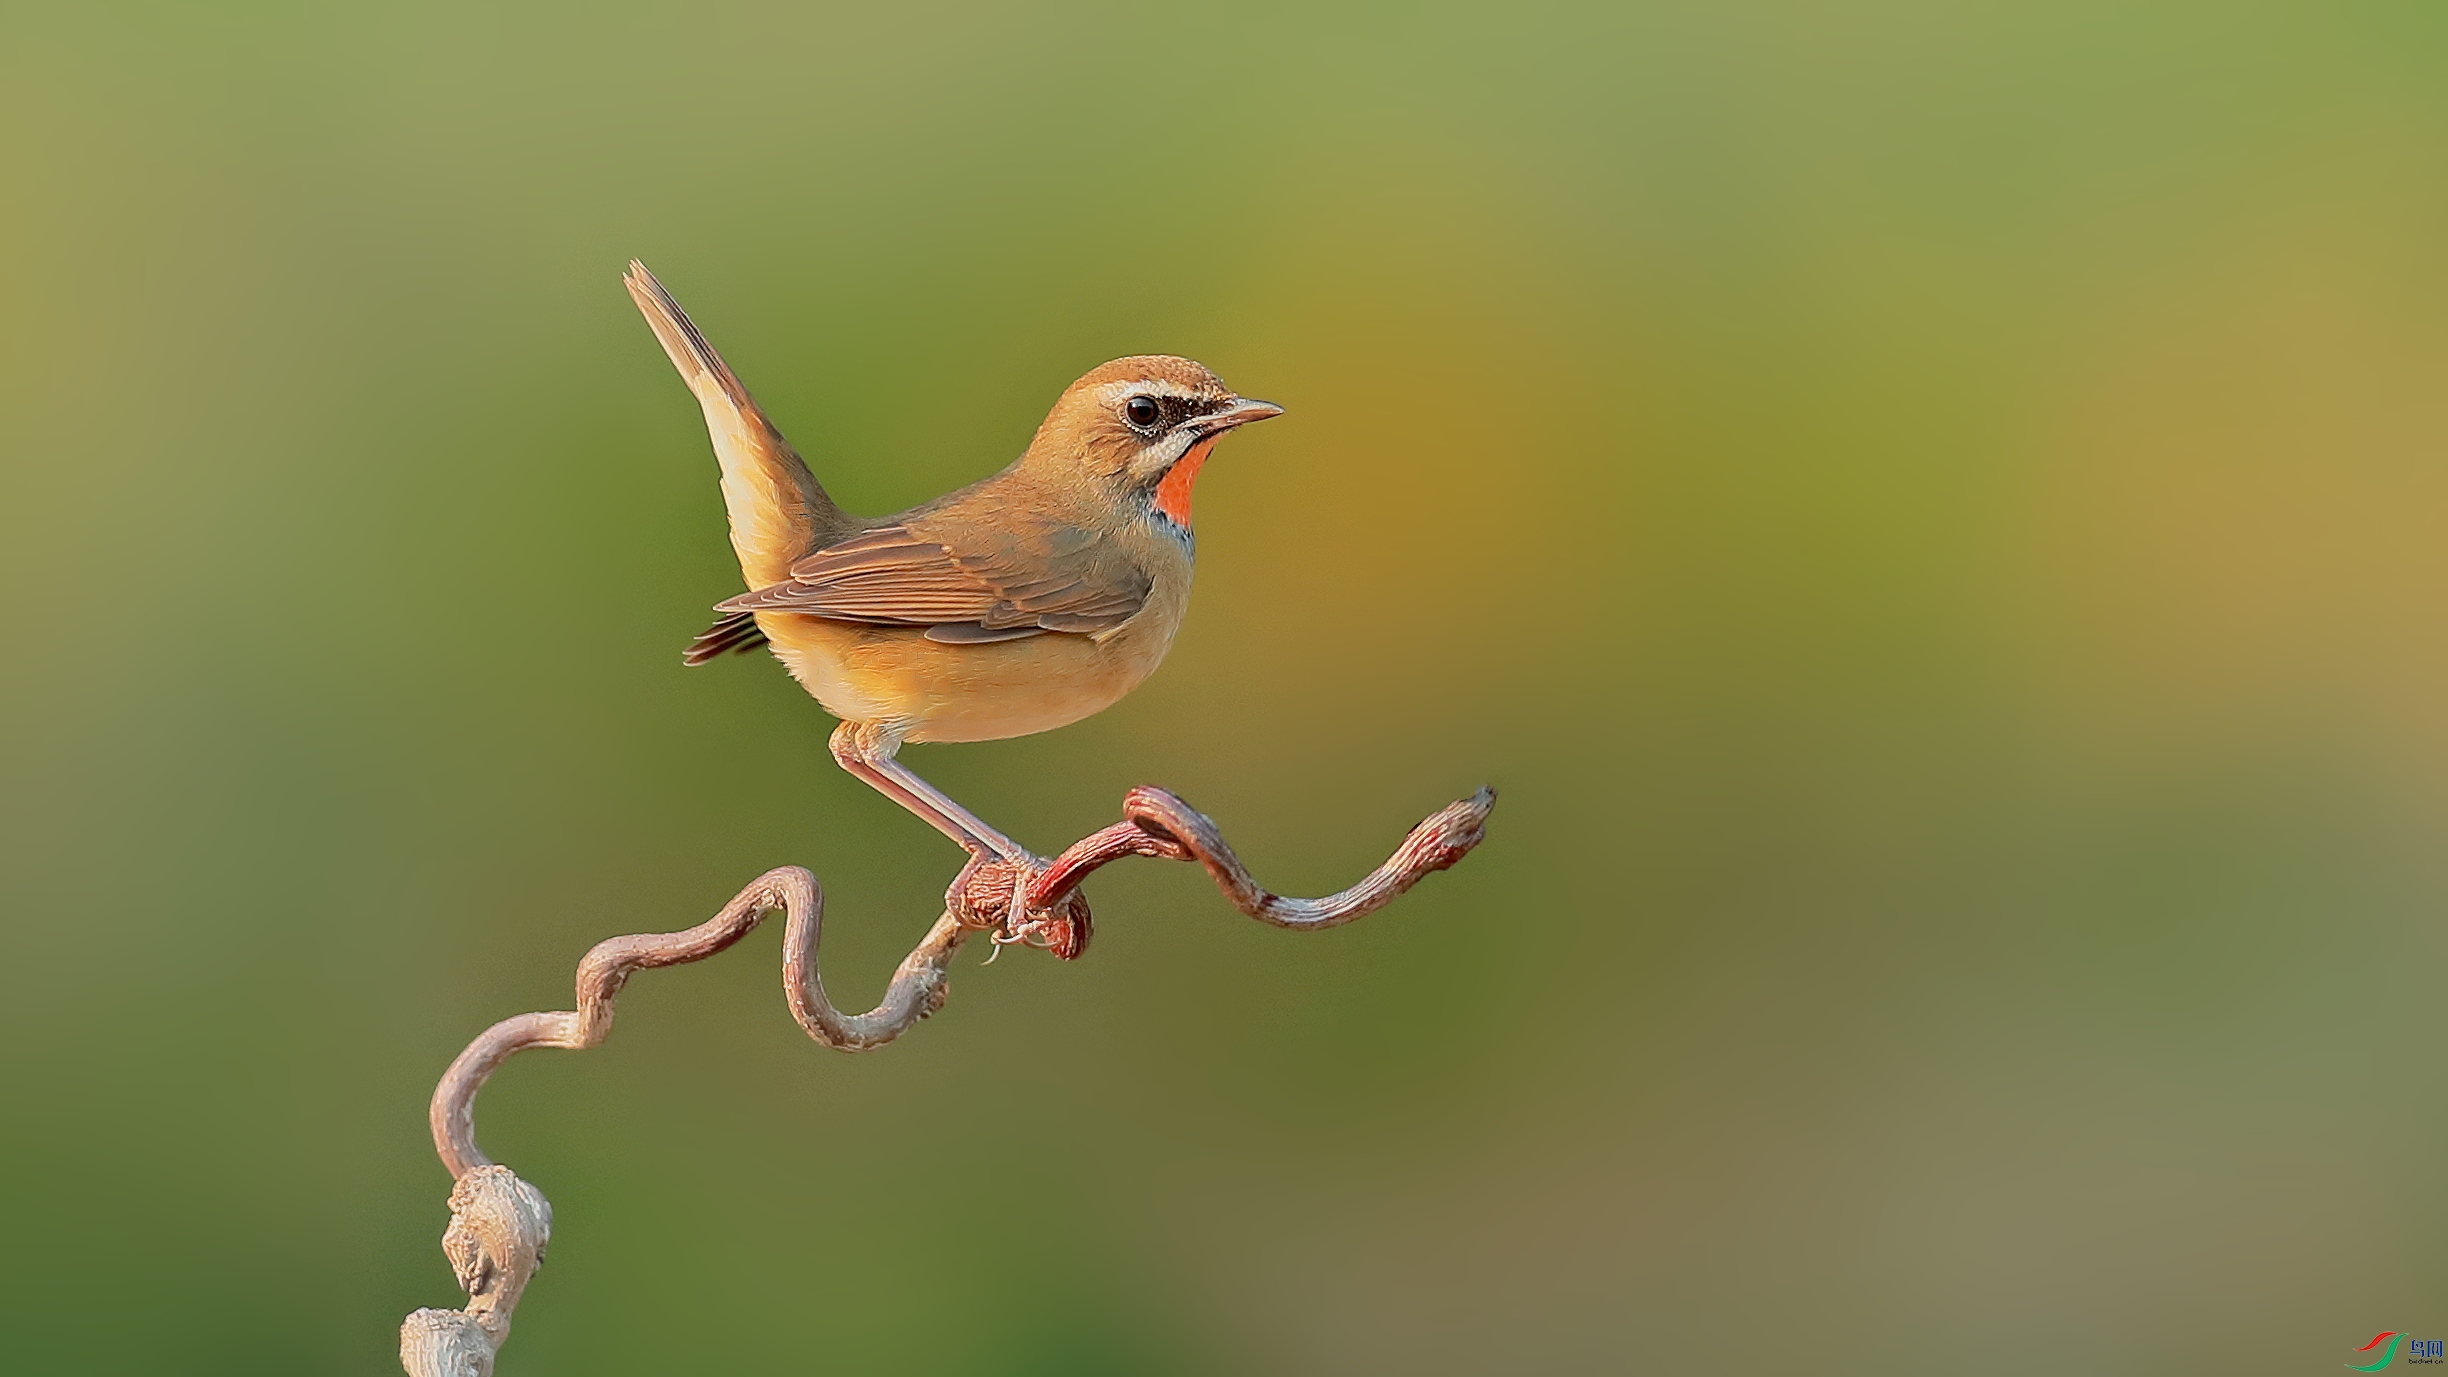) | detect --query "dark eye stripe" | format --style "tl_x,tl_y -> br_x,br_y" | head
1123,392 -> 1228,433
